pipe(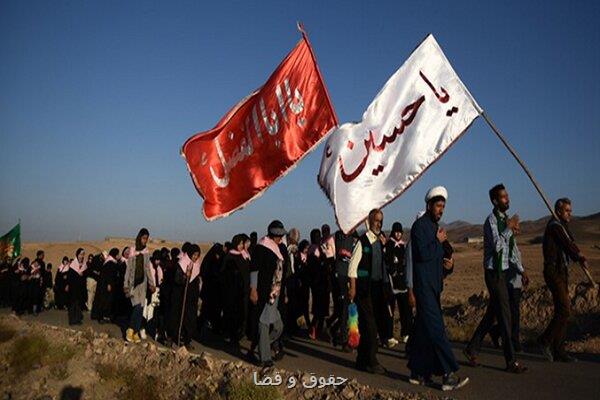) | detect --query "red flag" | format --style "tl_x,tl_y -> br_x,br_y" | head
182,34 -> 338,220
